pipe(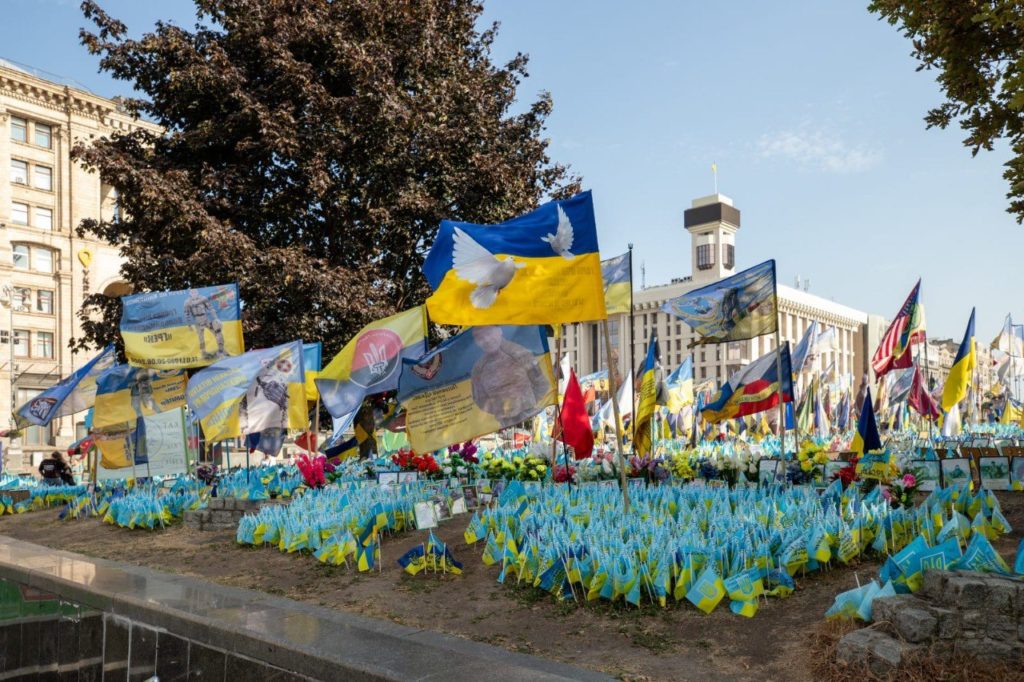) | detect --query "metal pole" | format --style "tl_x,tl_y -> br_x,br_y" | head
923,333 -> 935,443
774,324 -> 787,460
602,320 -> 631,513
627,244 -> 636,451
550,329 -> 563,467
689,350 -> 698,447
